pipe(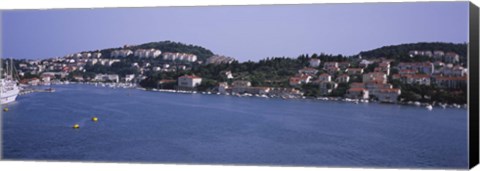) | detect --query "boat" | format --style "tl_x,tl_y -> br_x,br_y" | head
1,59 -> 20,105
426,105 -> 433,111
